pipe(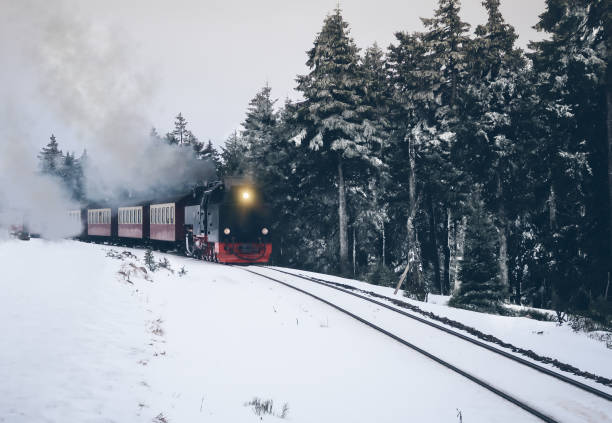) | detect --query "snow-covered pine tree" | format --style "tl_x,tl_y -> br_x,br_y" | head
58,152 -> 84,201
199,140 -> 222,172
460,0 -> 528,298
359,44 -> 392,270
220,131 -> 248,177
241,84 -> 278,175
38,134 -> 63,174
295,7 -> 378,274
449,195 -> 506,312
529,0 -> 609,311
